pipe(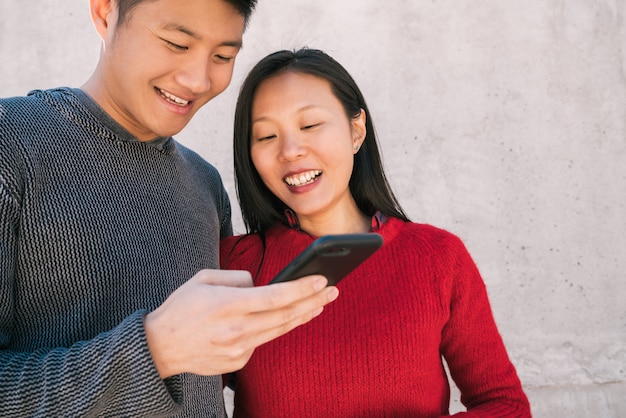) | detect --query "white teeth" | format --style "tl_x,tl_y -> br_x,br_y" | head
159,89 -> 189,106
284,170 -> 322,187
